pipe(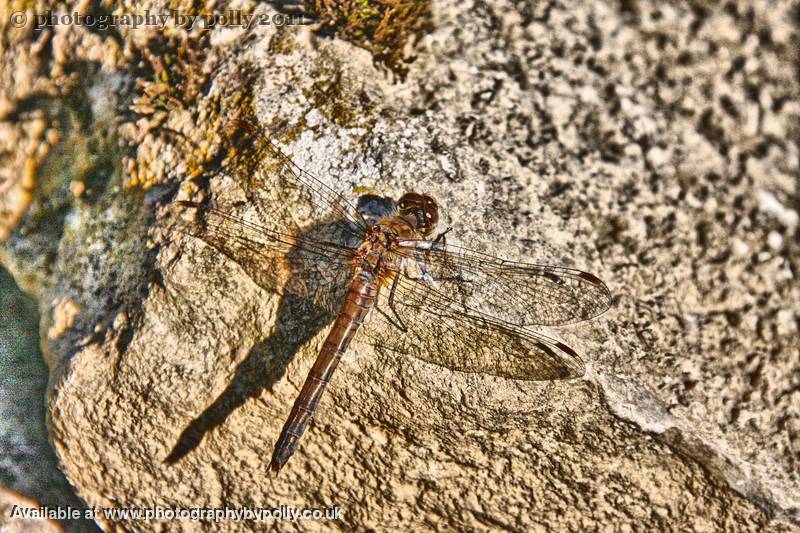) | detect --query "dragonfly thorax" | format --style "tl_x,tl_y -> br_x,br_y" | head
353,218 -> 415,276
